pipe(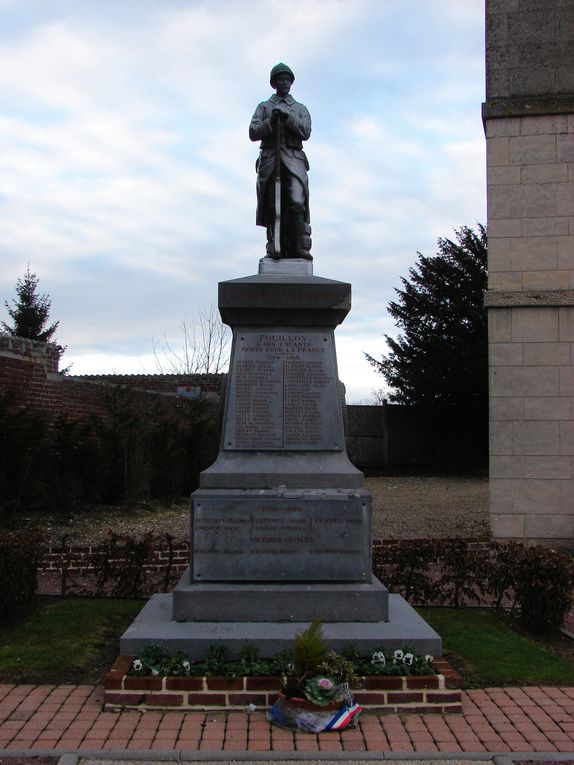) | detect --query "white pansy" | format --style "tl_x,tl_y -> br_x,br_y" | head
425,655 -> 434,663
393,649 -> 404,660
403,652 -> 414,666
371,651 -> 386,665
132,659 -> 143,671
182,660 -> 191,671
